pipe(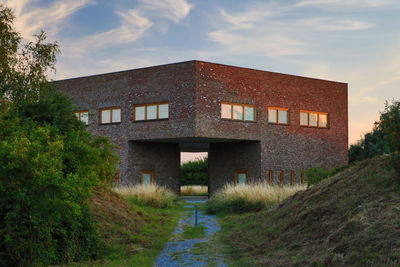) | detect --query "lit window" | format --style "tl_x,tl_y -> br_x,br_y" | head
244,106 -> 255,121
141,170 -> 154,185
221,102 -> 256,121
147,105 -> 157,120
233,105 -> 243,120
300,112 -> 308,126
235,170 -> 247,184
300,110 -> 329,128
268,107 -> 288,124
135,106 -> 145,121
221,103 -> 232,119
159,104 -> 169,119
100,107 -> 121,124
74,110 -> 89,125
133,103 -> 169,121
